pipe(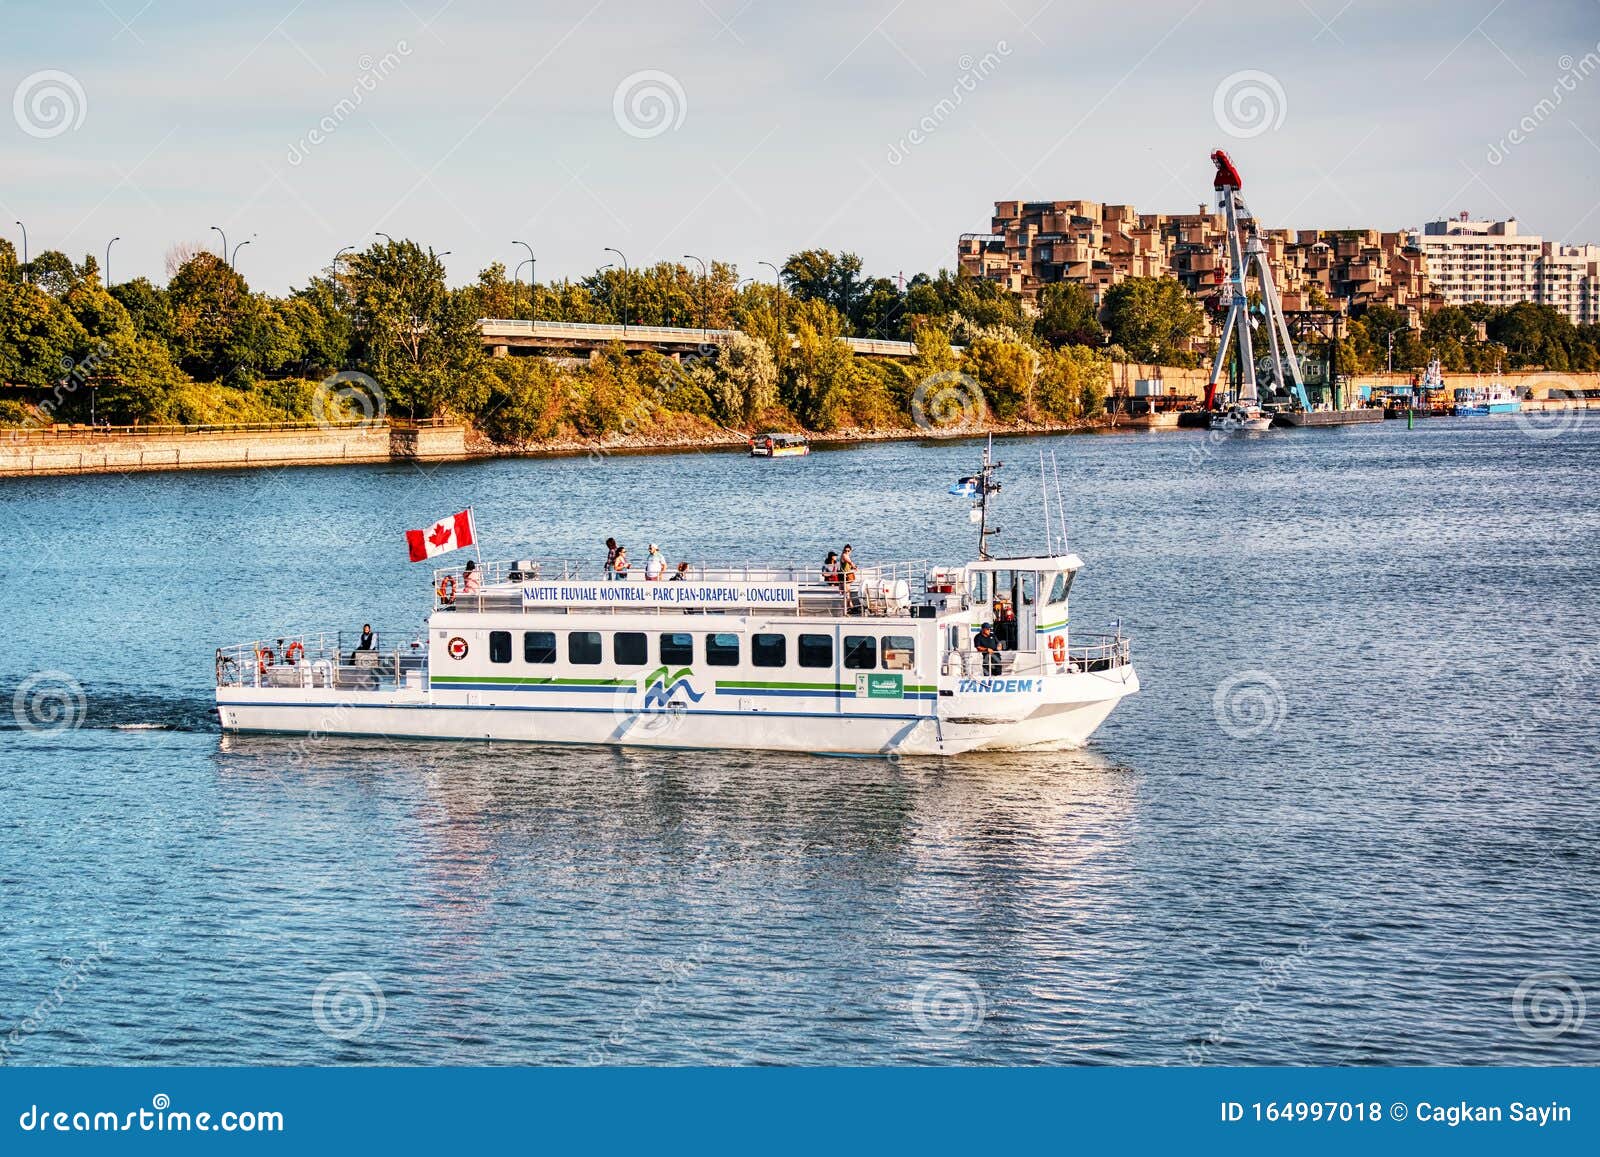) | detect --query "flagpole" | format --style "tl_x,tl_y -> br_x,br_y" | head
470,506 -> 484,570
